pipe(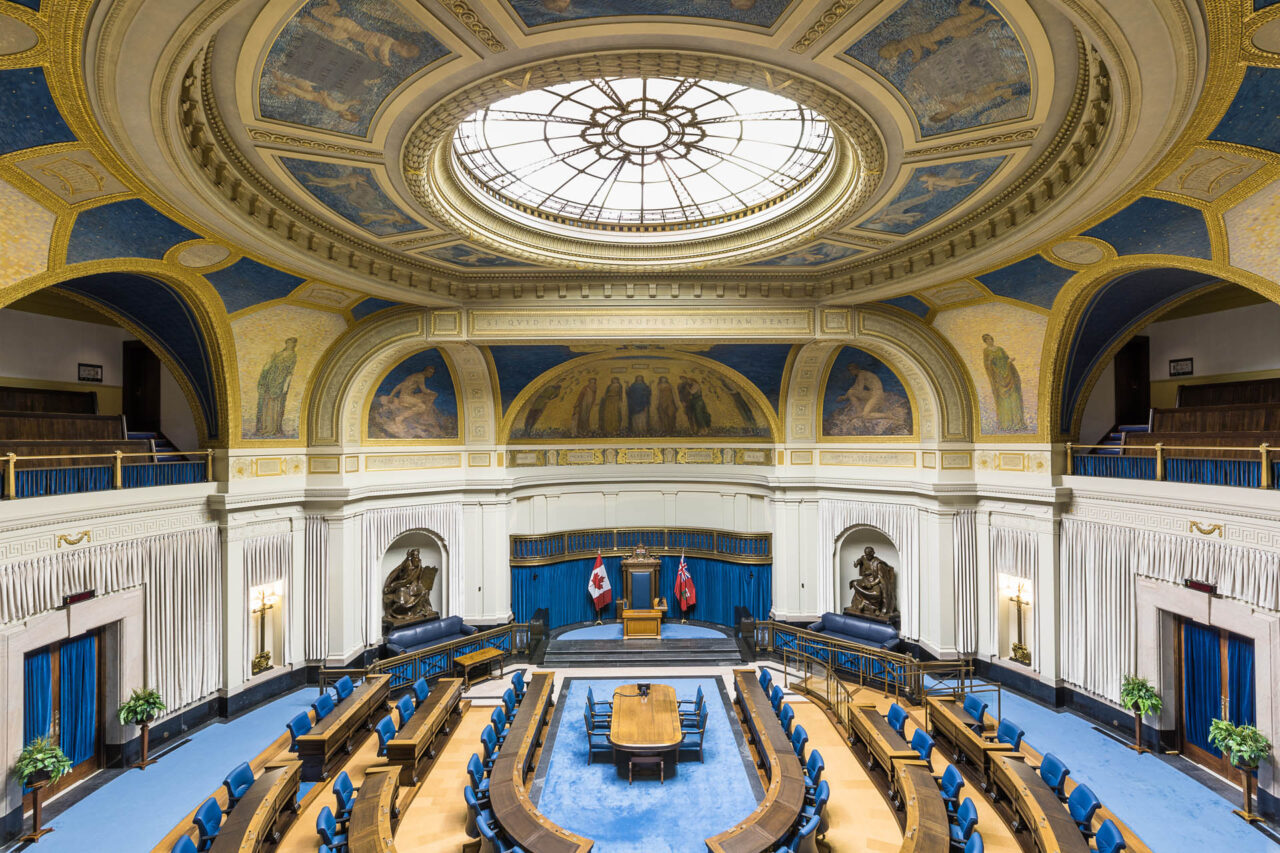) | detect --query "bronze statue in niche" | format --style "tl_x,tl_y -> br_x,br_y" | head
845,546 -> 899,622
382,548 -> 439,627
